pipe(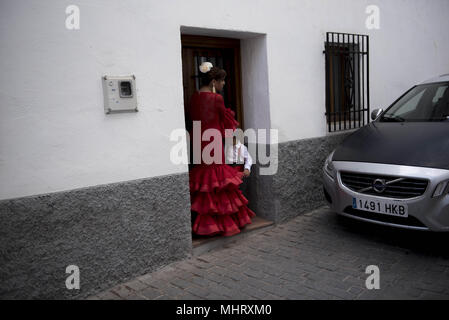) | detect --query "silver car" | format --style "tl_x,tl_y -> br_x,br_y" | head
323,74 -> 449,231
